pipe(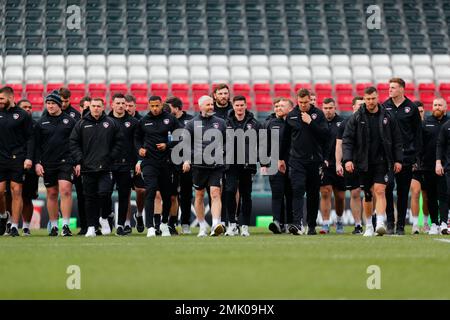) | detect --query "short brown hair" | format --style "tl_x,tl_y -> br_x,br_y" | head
279,98 -> 294,108
59,87 -> 71,99
297,88 -> 311,98
213,83 -> 229,94
364,87 -> 377,95
91,97 -> 105,105
79,96 -> 91,107
389,77 -> 406,88
323,97 -> 335,105
352,96 -> 363,105
232,95 -> 246,103
0,86 -> 14,97
124,94 -> 136,103
273,97 -> 283,105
